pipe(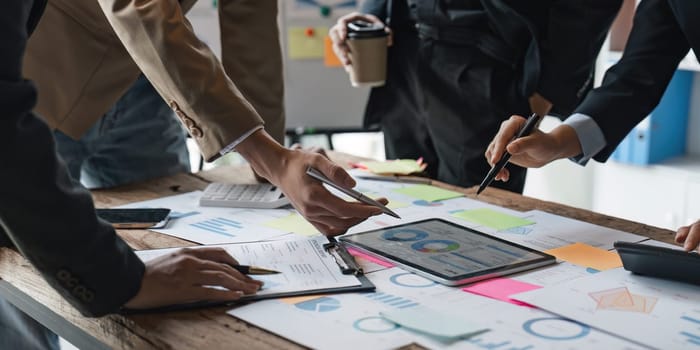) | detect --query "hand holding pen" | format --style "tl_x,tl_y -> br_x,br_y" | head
483,113 -> 588,186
